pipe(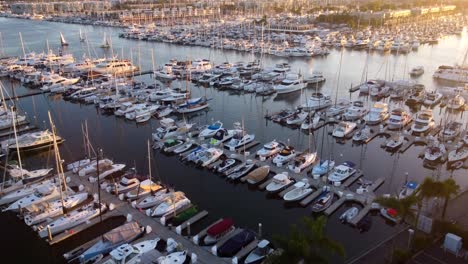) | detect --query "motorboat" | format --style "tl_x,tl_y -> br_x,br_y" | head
446,94 -> 465,110
265,173 -> 293,193
149,89 -> 174,102
173,141 -> 195,154
343,101 -> 368,121
196,148 -> 223,167
162,139 -> 184,153
423,91 -> 443,106
364,102 -> 389,125
411,110 -> 435,134
325,99 -> 350,117
110,172 -> 141,194
273,73 -> 304,94
304,71 -> 326,85
73,222 -> 145,263
38,203 -> 107,238
224,131 -> 255,150
301,93 -> 332,111
156,251 -> 187,264
332,121 -> 357,138
380,208 -> 401,223
311,189 -> 333,213
135,190 -> 180,210
448,146 -> 468,163
339,207 -> 359,223
399,181 -> 418,200
312,160 -> 335,176
409,66 -> 424,77
386,108 -> 412,130
24,192 -> 89,226
405,84 -> 426,105
370,85 -> 390,97
183,146 -> 206,163
439,121 -> 462,140
256,140 -> 284,159
244,240 -> 274,264
216,158 -> 237,174
102,239 -> 159,264
300,114 -> 321,130
148,194 -> 190,217
328,161 -> 357,184
176,97 -> 210,113
272,146 -> 296,166
152,123 -> 194,142
245,165 -> 270,185
288,152 -> 317,172
217,229 -> 256,257
4,185 -> 60,212
199,121 -> 223,139
208,128 -> 235,146
424,140 -> 446,162
203,218 -> 236,246
286,111 -> 309,125
125,180 -> 162,201
283,179 -> 313,201
386,134 -> 405,150
352,126 -> 371,142
227,160 -> 256,180
359,80 -> 385,94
